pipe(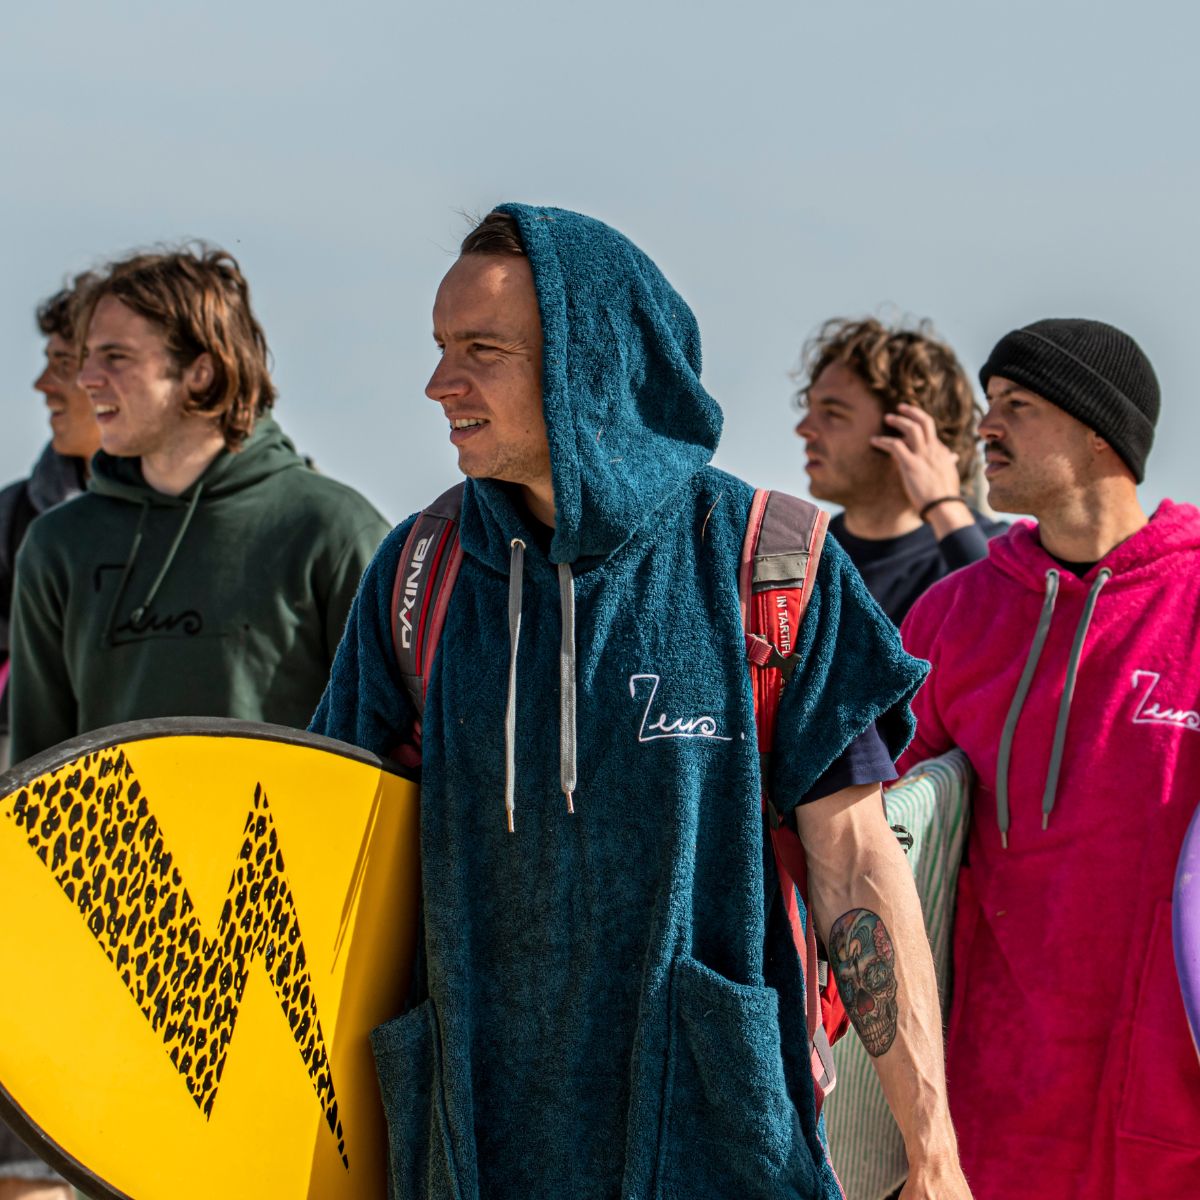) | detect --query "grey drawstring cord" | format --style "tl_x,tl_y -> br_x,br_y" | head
996,567 -> 1112,847
502,546 -> 579,833
504,538 -> 526,833
1041,568 -> 1111,830
557,563 -> 577,814
997,569 -> 1059,848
